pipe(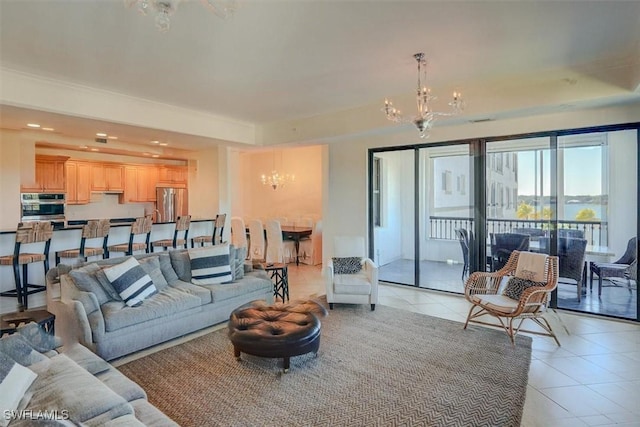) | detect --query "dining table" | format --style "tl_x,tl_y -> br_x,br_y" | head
281,226 -> 313,265
245,225 -> 313,266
